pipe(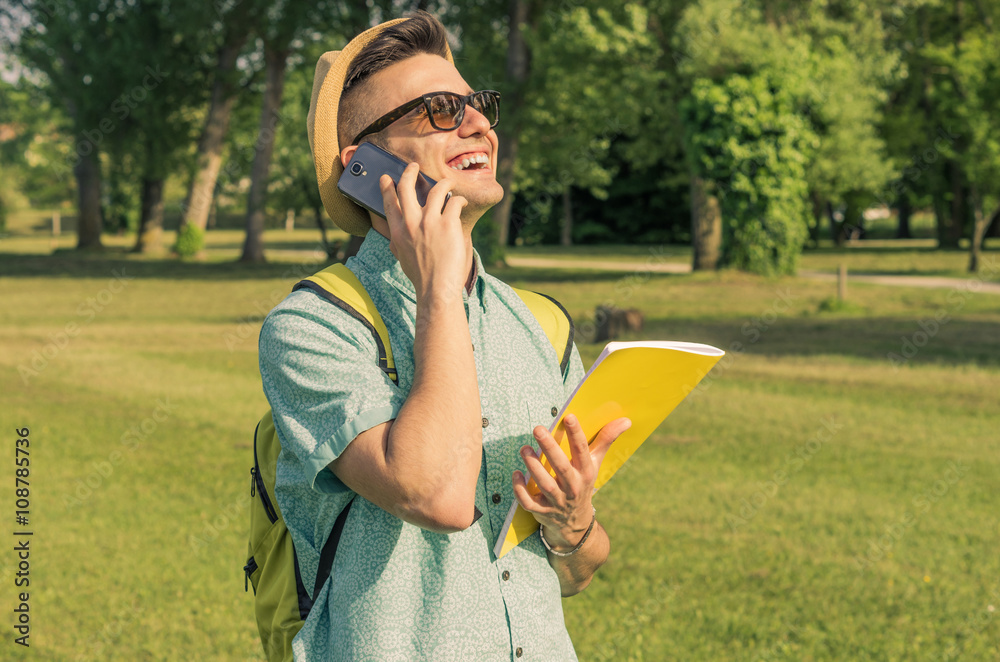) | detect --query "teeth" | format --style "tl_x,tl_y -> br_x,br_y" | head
450,153 -> 489,171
